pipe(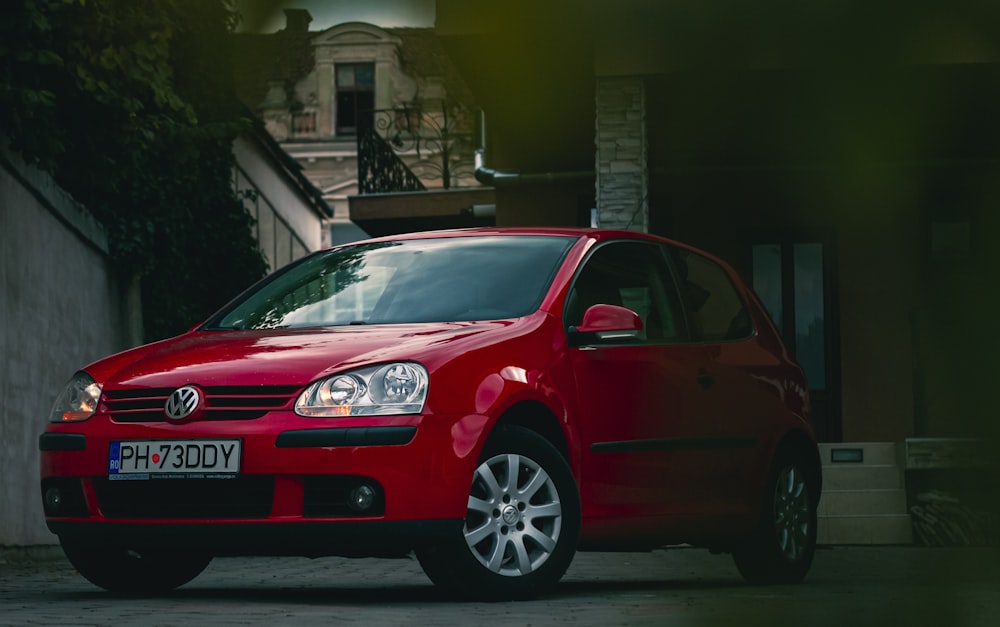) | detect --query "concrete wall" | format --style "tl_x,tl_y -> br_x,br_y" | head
1,145 -> 133,546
